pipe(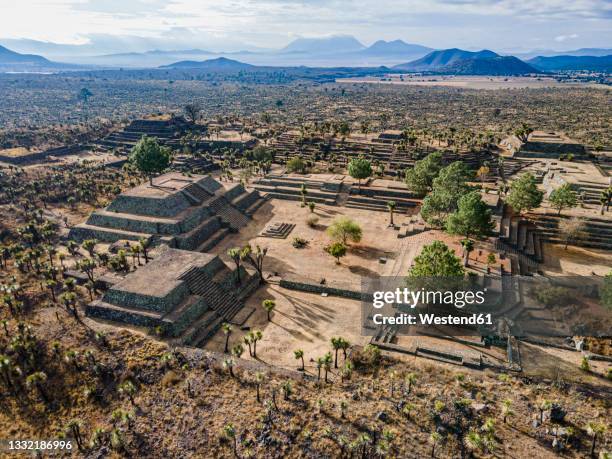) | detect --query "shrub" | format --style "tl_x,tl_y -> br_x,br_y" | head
286,156 -> 308,174
306,216 -> 319,228
326,217 -> 362,244
292,237 -> 309,248
533,286 -> 571,306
